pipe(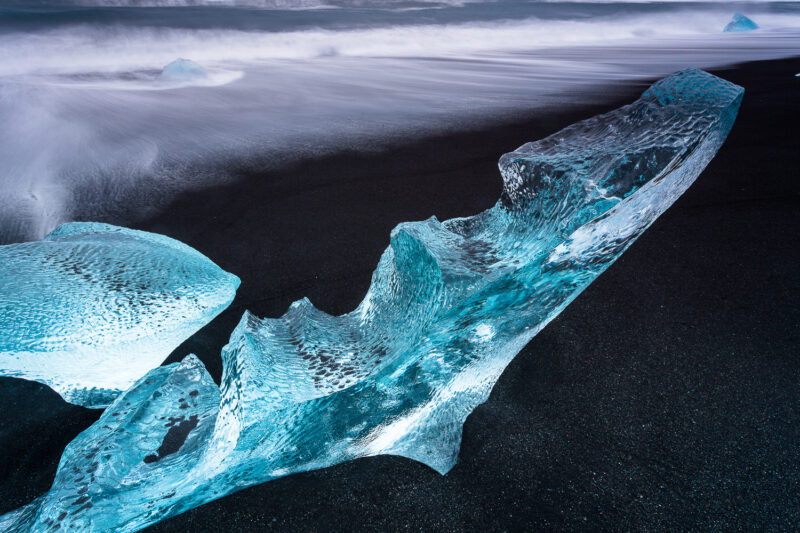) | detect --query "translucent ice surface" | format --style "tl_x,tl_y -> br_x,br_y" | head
156,58 -> 208,84
1,69 -> 743,532
0,223 -> 239,408
724,13 -> 758,32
